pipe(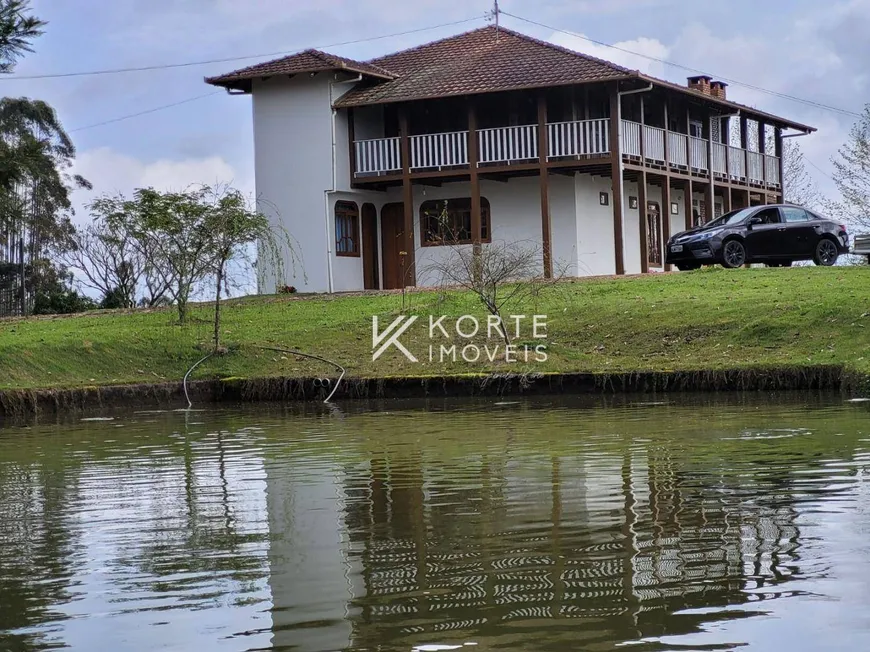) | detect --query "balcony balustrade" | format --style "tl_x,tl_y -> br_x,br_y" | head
352,118 -> 781,190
